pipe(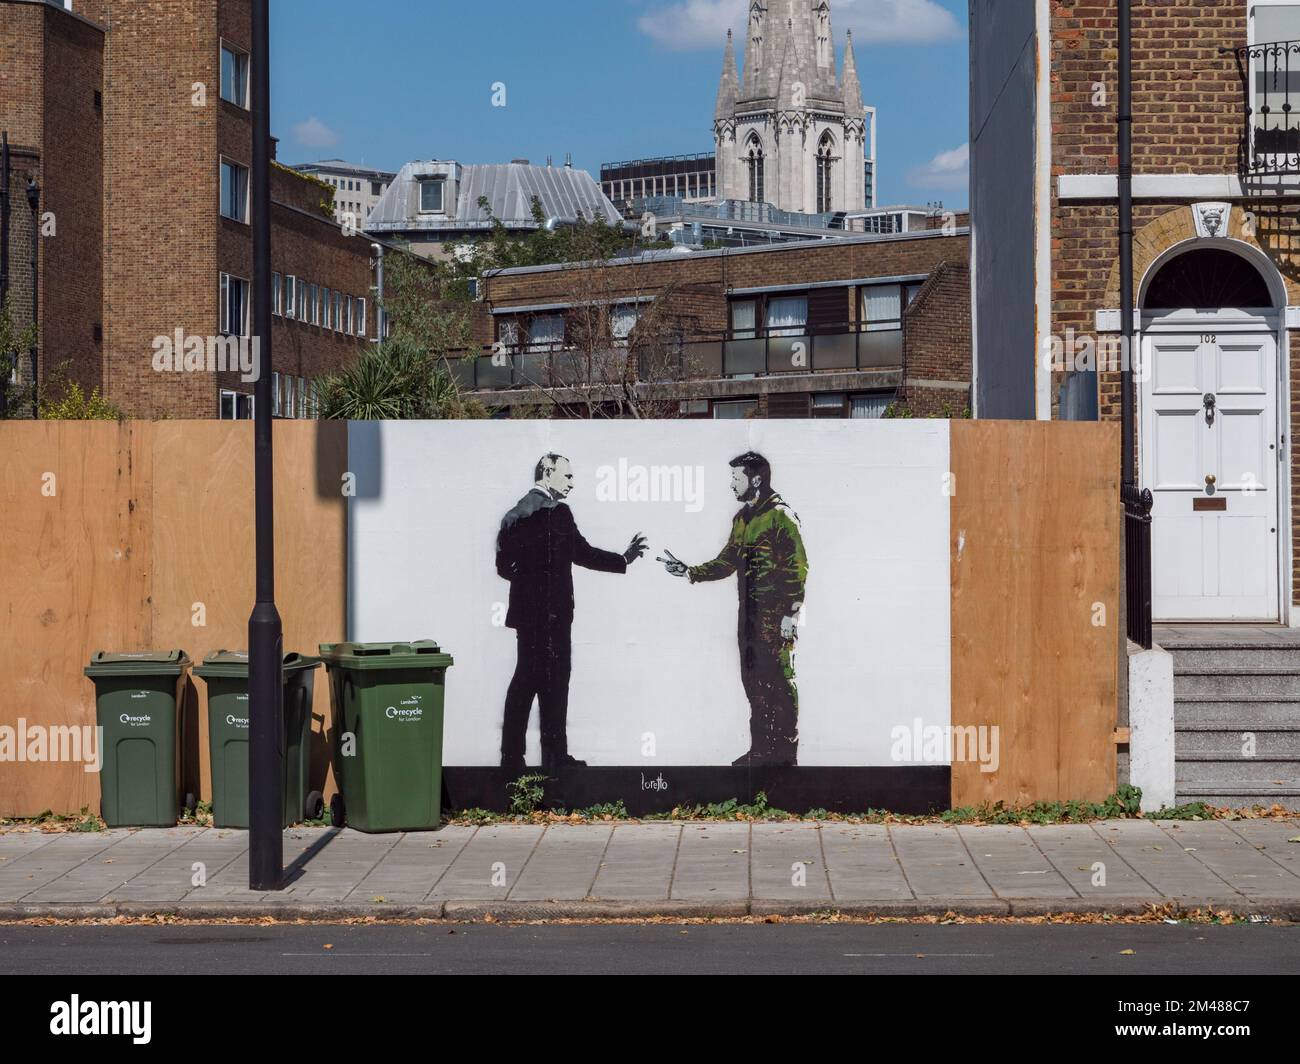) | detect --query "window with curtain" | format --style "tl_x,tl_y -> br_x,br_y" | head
220,45 -> 248,107
860,284 -> 903,332
850,392 -> 896,419
611,303 -> 640,343
730,299 -> 758,339
220,160 -> 247,222
766,295 -> 808,337
527,314 -> 564,351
